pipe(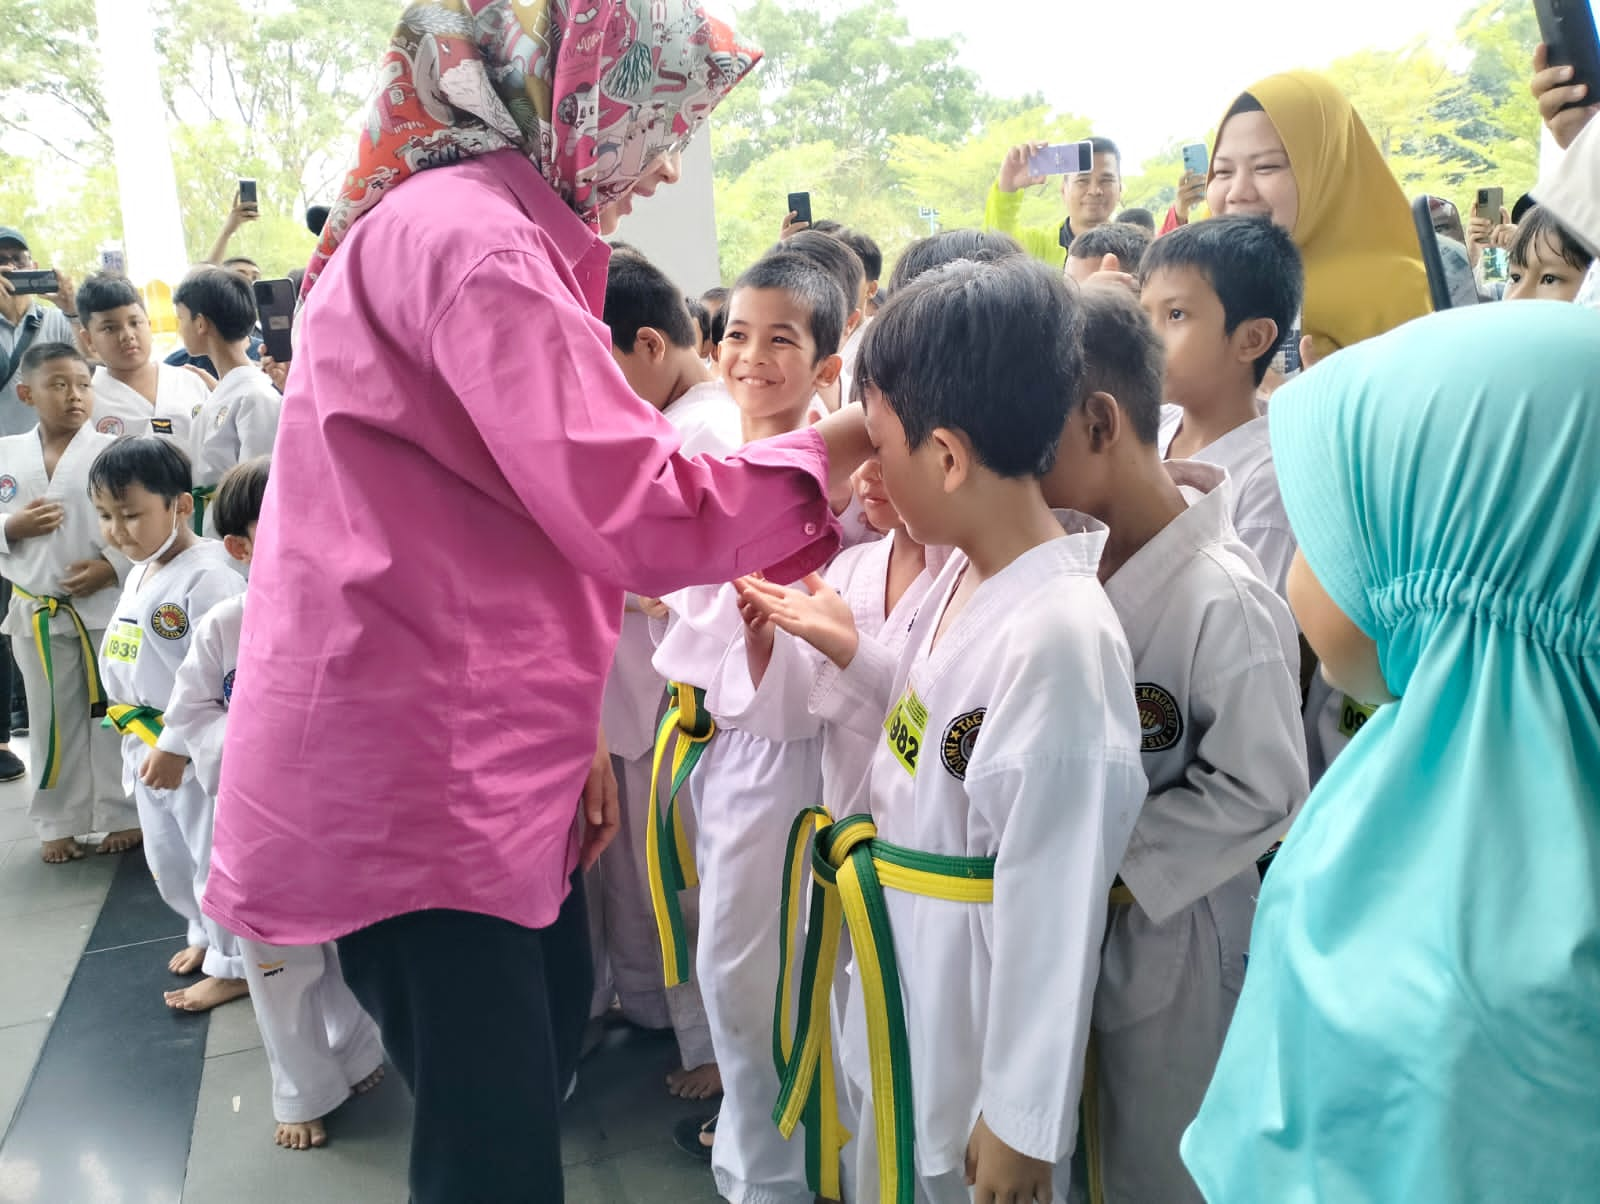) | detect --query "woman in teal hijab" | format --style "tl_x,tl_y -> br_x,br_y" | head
1182,300 -> 1600,1202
